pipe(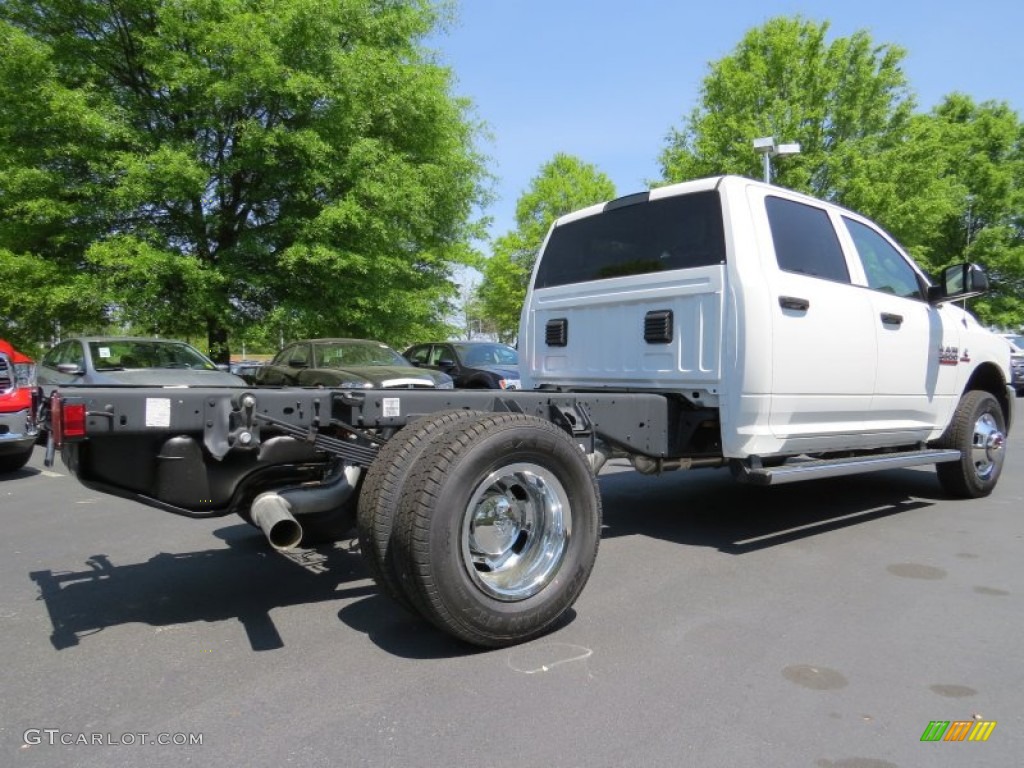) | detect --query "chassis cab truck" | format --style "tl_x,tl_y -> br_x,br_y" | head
48,176 -> 1012,647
